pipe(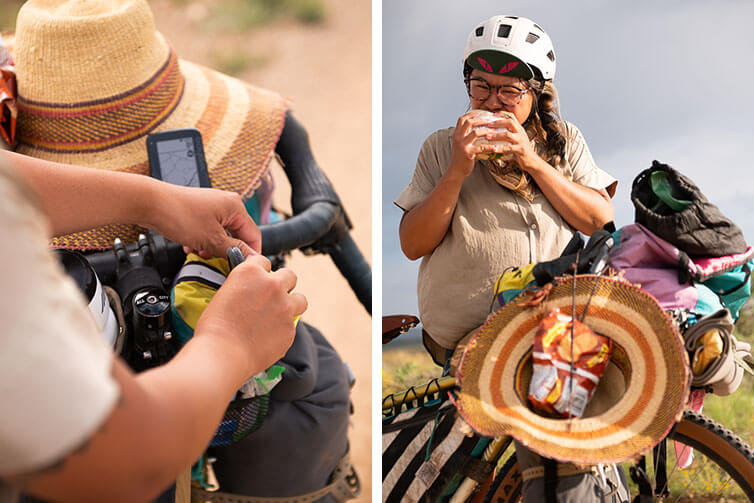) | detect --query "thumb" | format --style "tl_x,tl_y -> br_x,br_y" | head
228,238 -> 257,259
